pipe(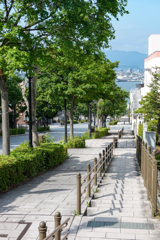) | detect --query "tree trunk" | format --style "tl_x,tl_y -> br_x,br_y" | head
69,99 -> 74,140
157,118 -> 160,145
87,103 -> 90,132
97,99 -> 102,130
0,75 -> 10,155
31,67 -> 39,147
